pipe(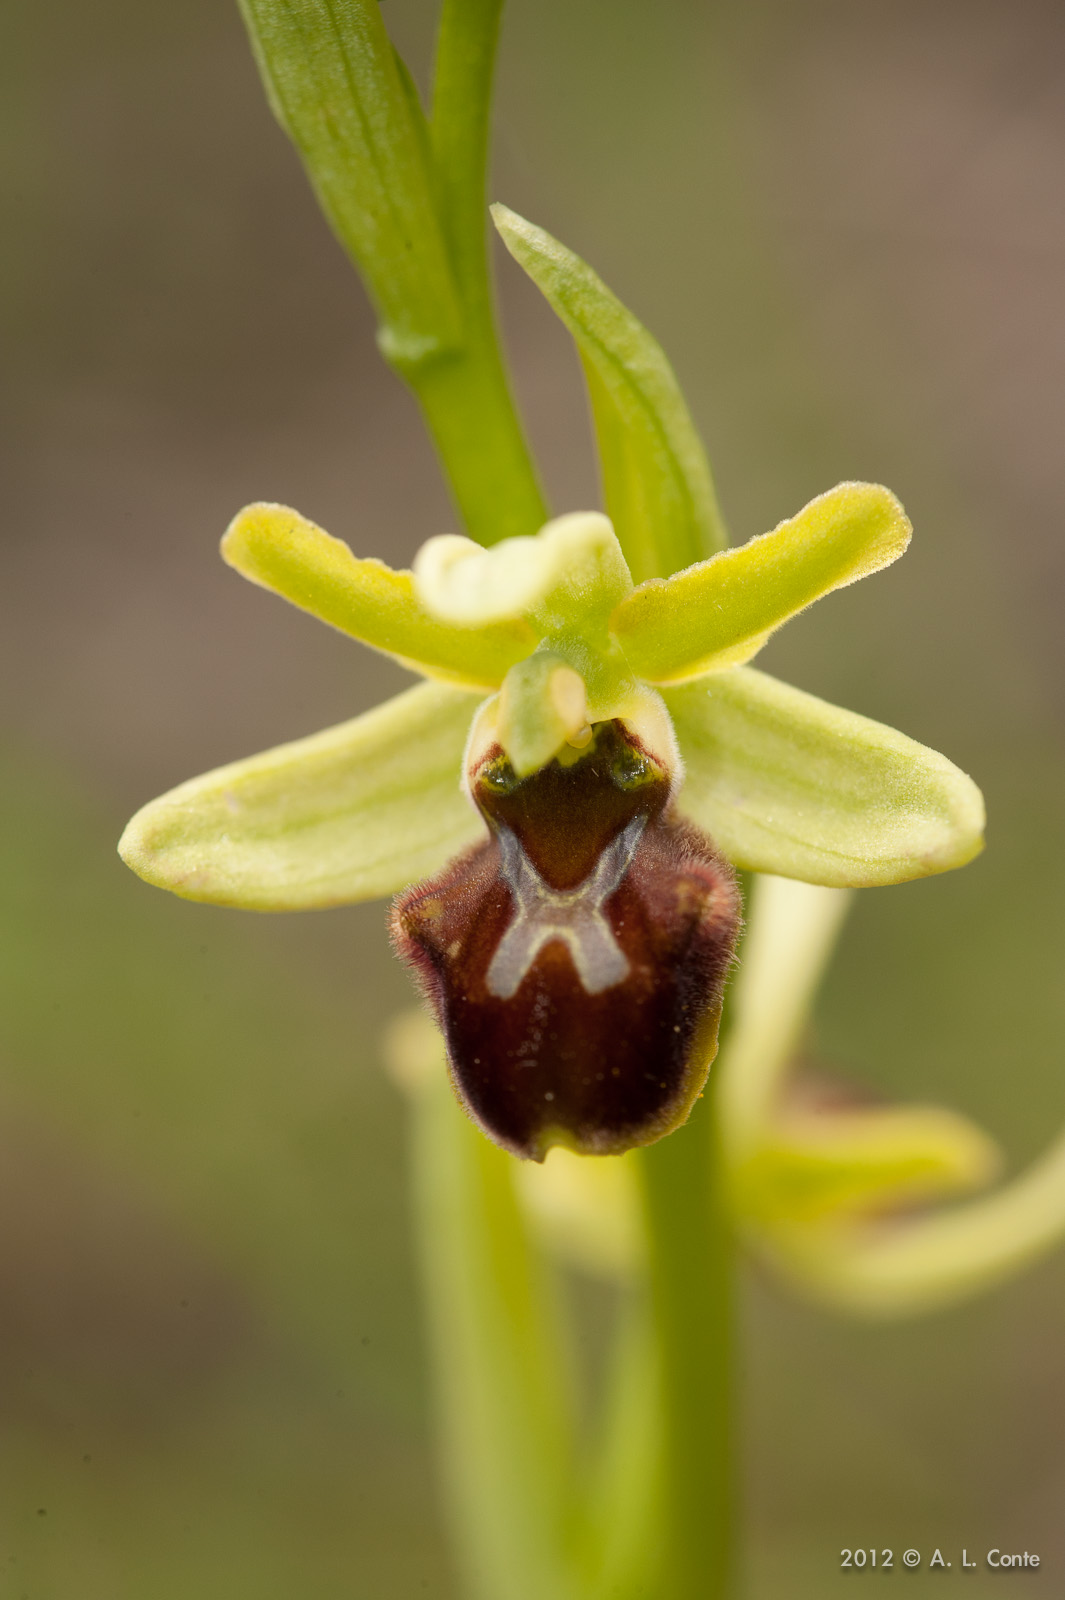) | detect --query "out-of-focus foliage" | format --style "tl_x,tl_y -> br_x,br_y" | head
0,747 -> 449,1596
